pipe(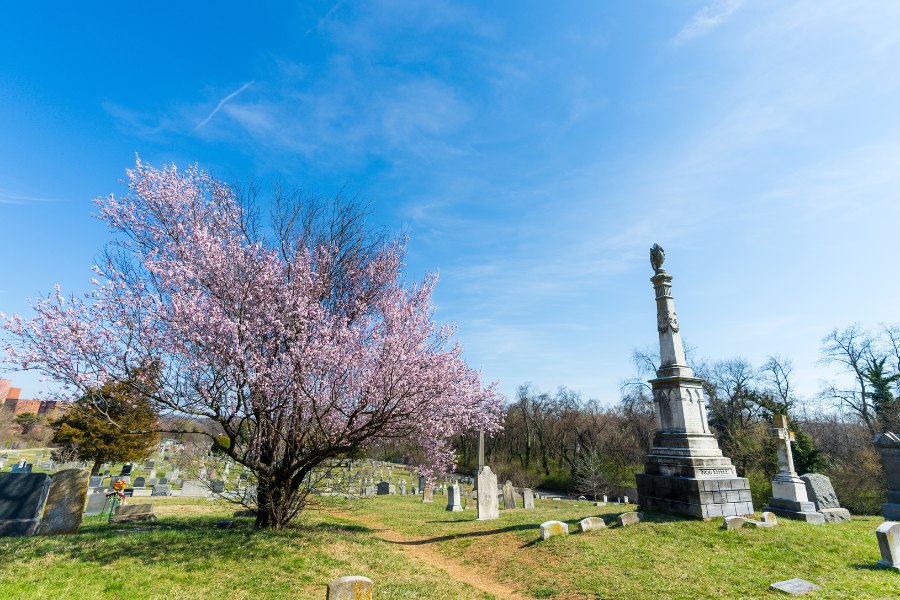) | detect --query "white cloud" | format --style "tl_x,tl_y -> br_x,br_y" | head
673,0 -> 745,45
